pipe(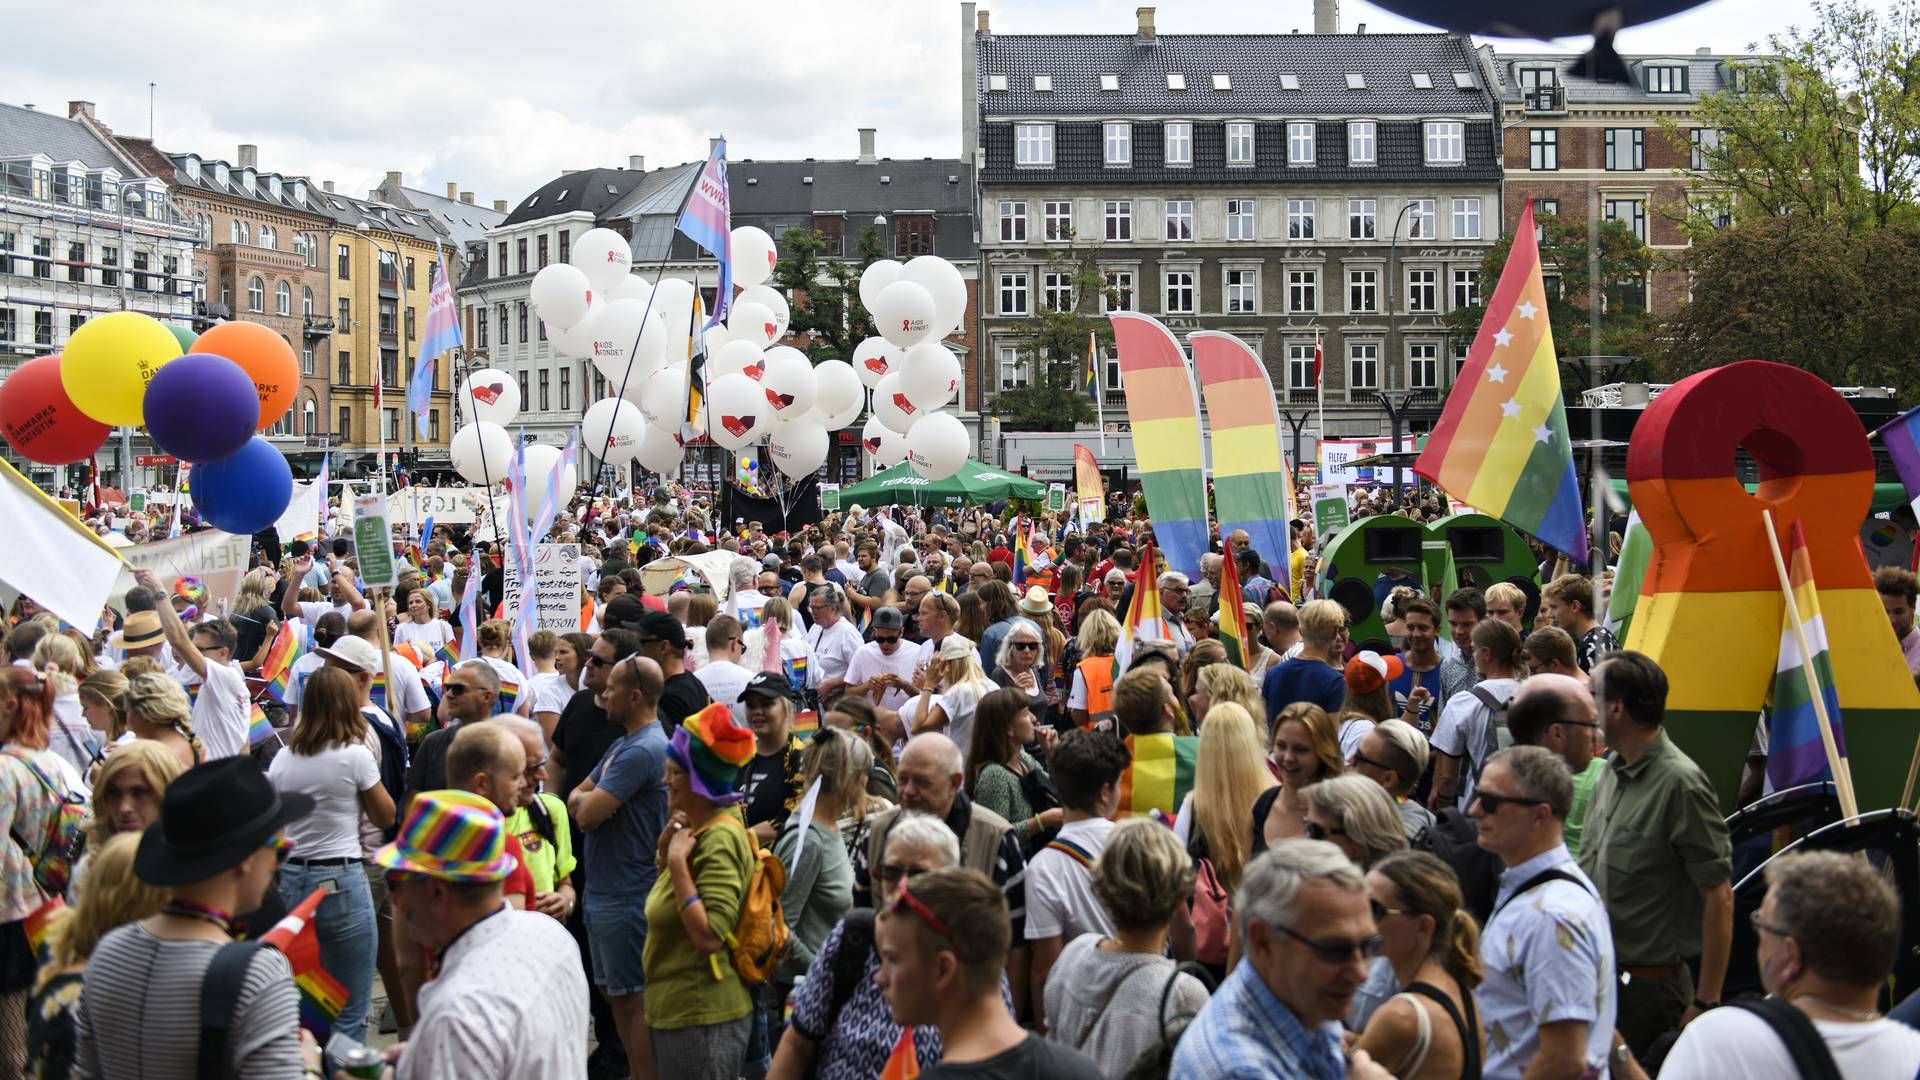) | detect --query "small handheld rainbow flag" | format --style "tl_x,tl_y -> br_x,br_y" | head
260,886 -> 349,1039
1767,519 -> 1849,791
247,703 -> 275,747
1011,516 -> 1030,588
435,638 -> 460,669
791,709 -> 820,737
259,619 -> 307,705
